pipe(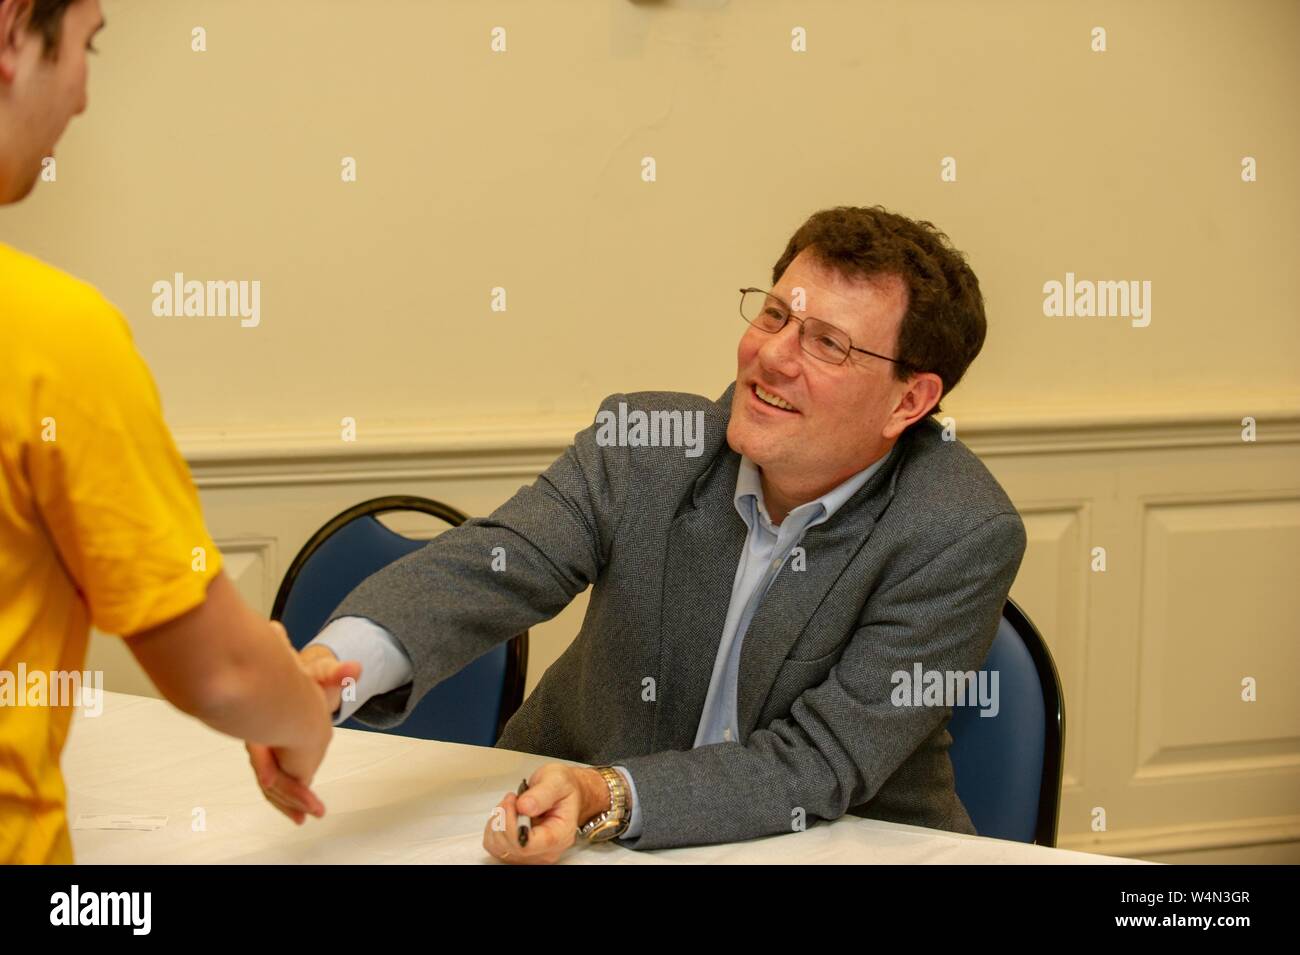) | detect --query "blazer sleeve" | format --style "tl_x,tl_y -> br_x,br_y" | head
614,509 -> 1028,851
320,393 -> 631,728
